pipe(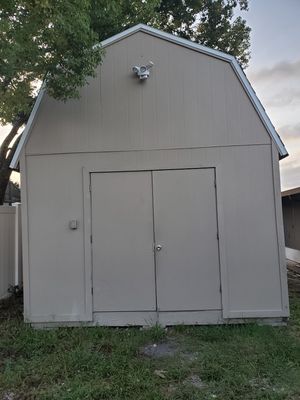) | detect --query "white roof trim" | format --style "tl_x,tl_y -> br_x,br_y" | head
10,84 -> 46,168
10,24 -> 287,168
